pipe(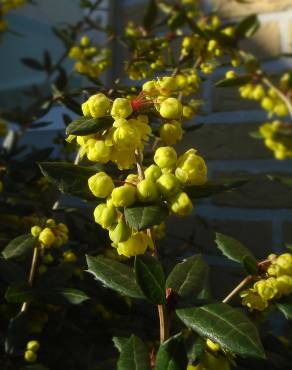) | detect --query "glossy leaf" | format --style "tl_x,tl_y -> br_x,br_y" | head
38,162 -> 98,199
215,233 -> 258,273
235,14 -> 260,38
86,255 -> 144,299
5,286 -> 33,303
276,302 -> 292,320
185,178 -> 248,200
166,255 -> 208,298
117,335 -> 151,370
66,116 -> 113,136
135,255 -> 166,305
124,204 -> 168,231
143,0 -> 158,30
21,57 -> 44,70
176,303 -> 265,359
2,234 -> 37,260
155,333 -> 188,370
